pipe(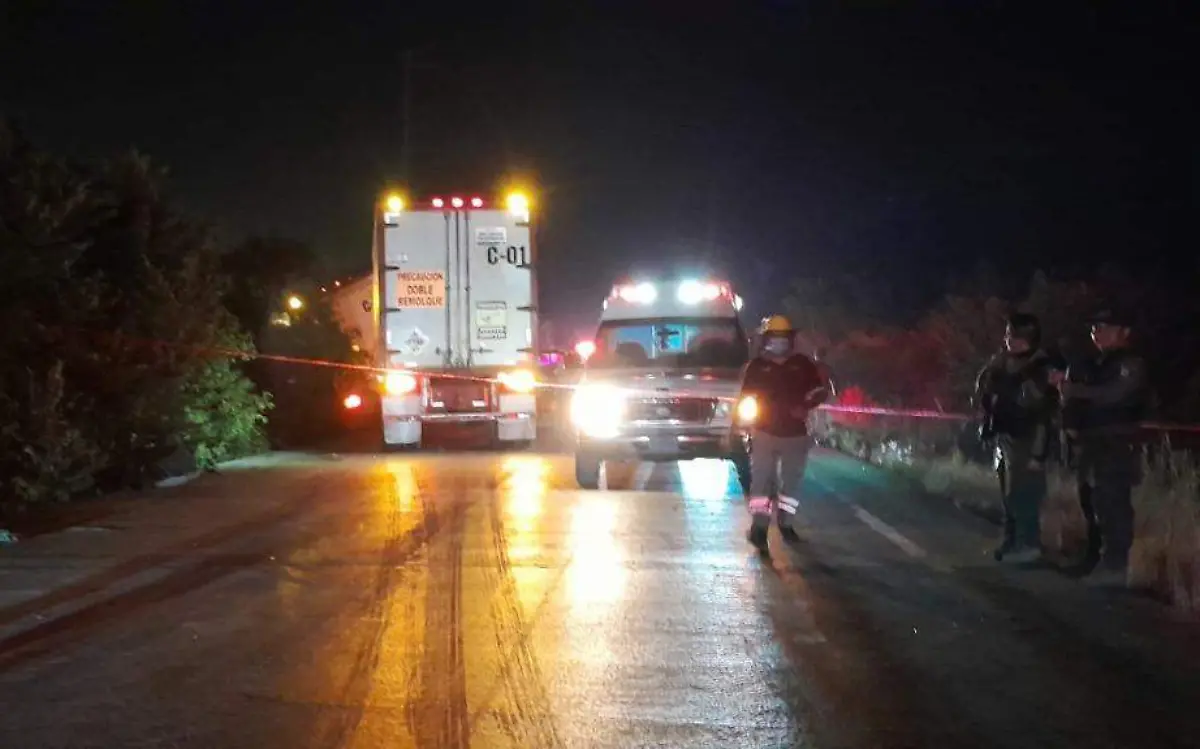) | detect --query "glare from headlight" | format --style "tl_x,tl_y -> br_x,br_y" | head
736,395 -> 758,424
570,385 -> 625,438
